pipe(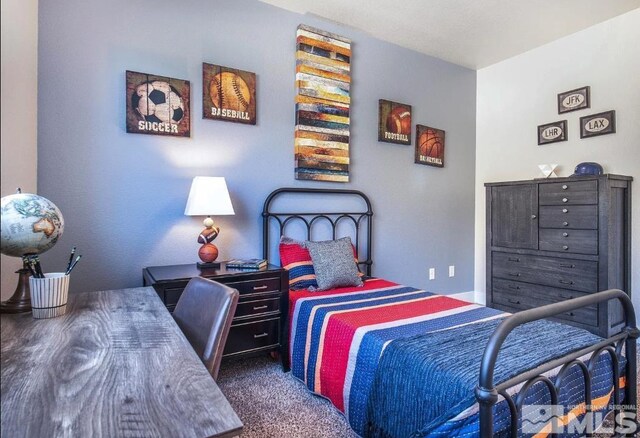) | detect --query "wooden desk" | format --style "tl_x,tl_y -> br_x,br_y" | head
0,287 -> 243,438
